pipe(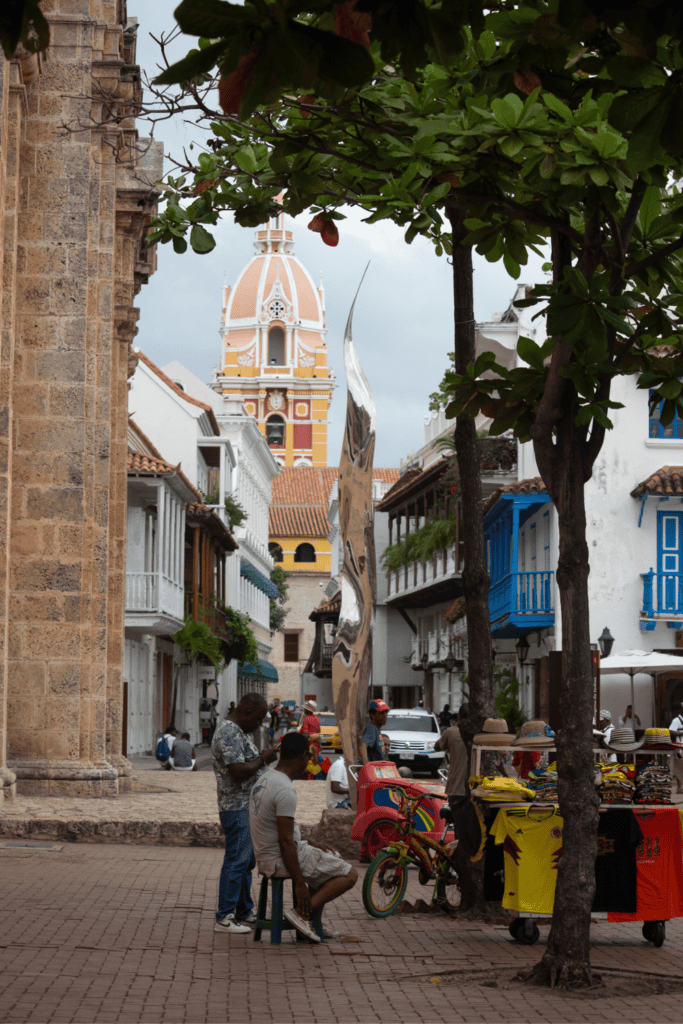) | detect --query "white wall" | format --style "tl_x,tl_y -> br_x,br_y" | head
129,360 -> 208,485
